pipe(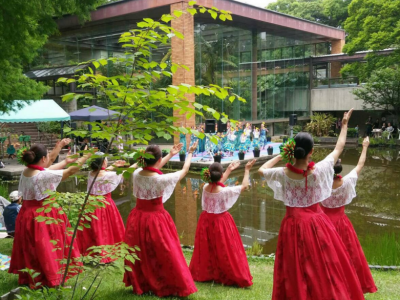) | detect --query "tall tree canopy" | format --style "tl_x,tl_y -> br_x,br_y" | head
266,0 -> 351,28
341,0 -> 400,81
0,0 -> 105,113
